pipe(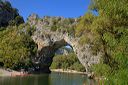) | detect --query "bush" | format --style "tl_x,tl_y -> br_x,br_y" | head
0,26 -> 37,70
50,53 -> 86,72
70,62 -> 86,72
